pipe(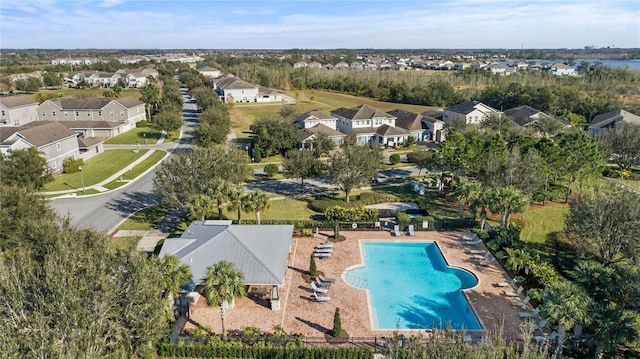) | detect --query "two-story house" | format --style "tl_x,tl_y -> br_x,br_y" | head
294,110 -> 338,130
214,76 -> 259,103
0,95 -> 39,126
197,65 -> 221,78
331,104 -> 406,146
0,121 -> 80,172
442,101 -> 502,125
38,97 -> 146,132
